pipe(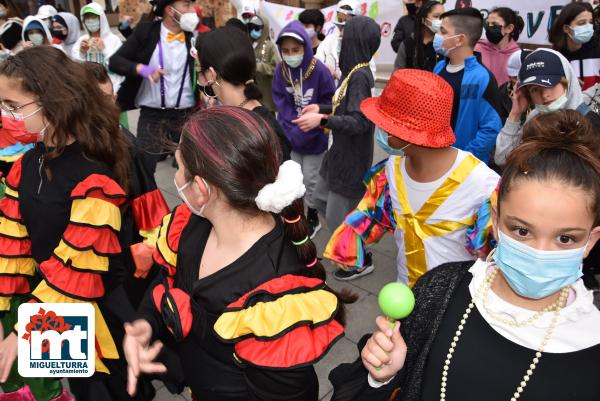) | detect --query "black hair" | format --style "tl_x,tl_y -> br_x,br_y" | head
299,9 -> 325,29
0,20 -> 22,50
414,1 -> 443,70
489,7 -> 524,42
549,2 -> 593,51
224,17 -> 248,33
441,7 -> 483,48
196,26 -> 262,101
